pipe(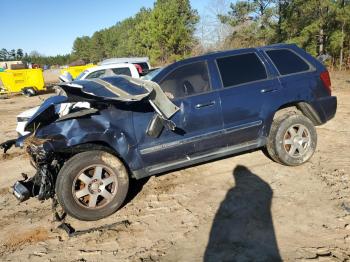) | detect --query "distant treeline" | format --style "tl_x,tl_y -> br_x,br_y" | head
0,0 -> 198,67
2,0 -> 349,69
71,0 -> 198,65
0,48 -> 73,66
217,0 -> 350,70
